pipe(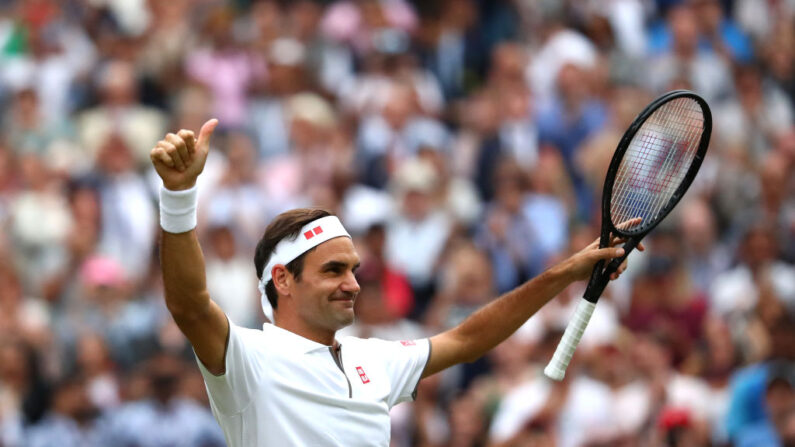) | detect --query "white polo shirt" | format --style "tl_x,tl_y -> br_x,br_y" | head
196,321 -> 431,446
